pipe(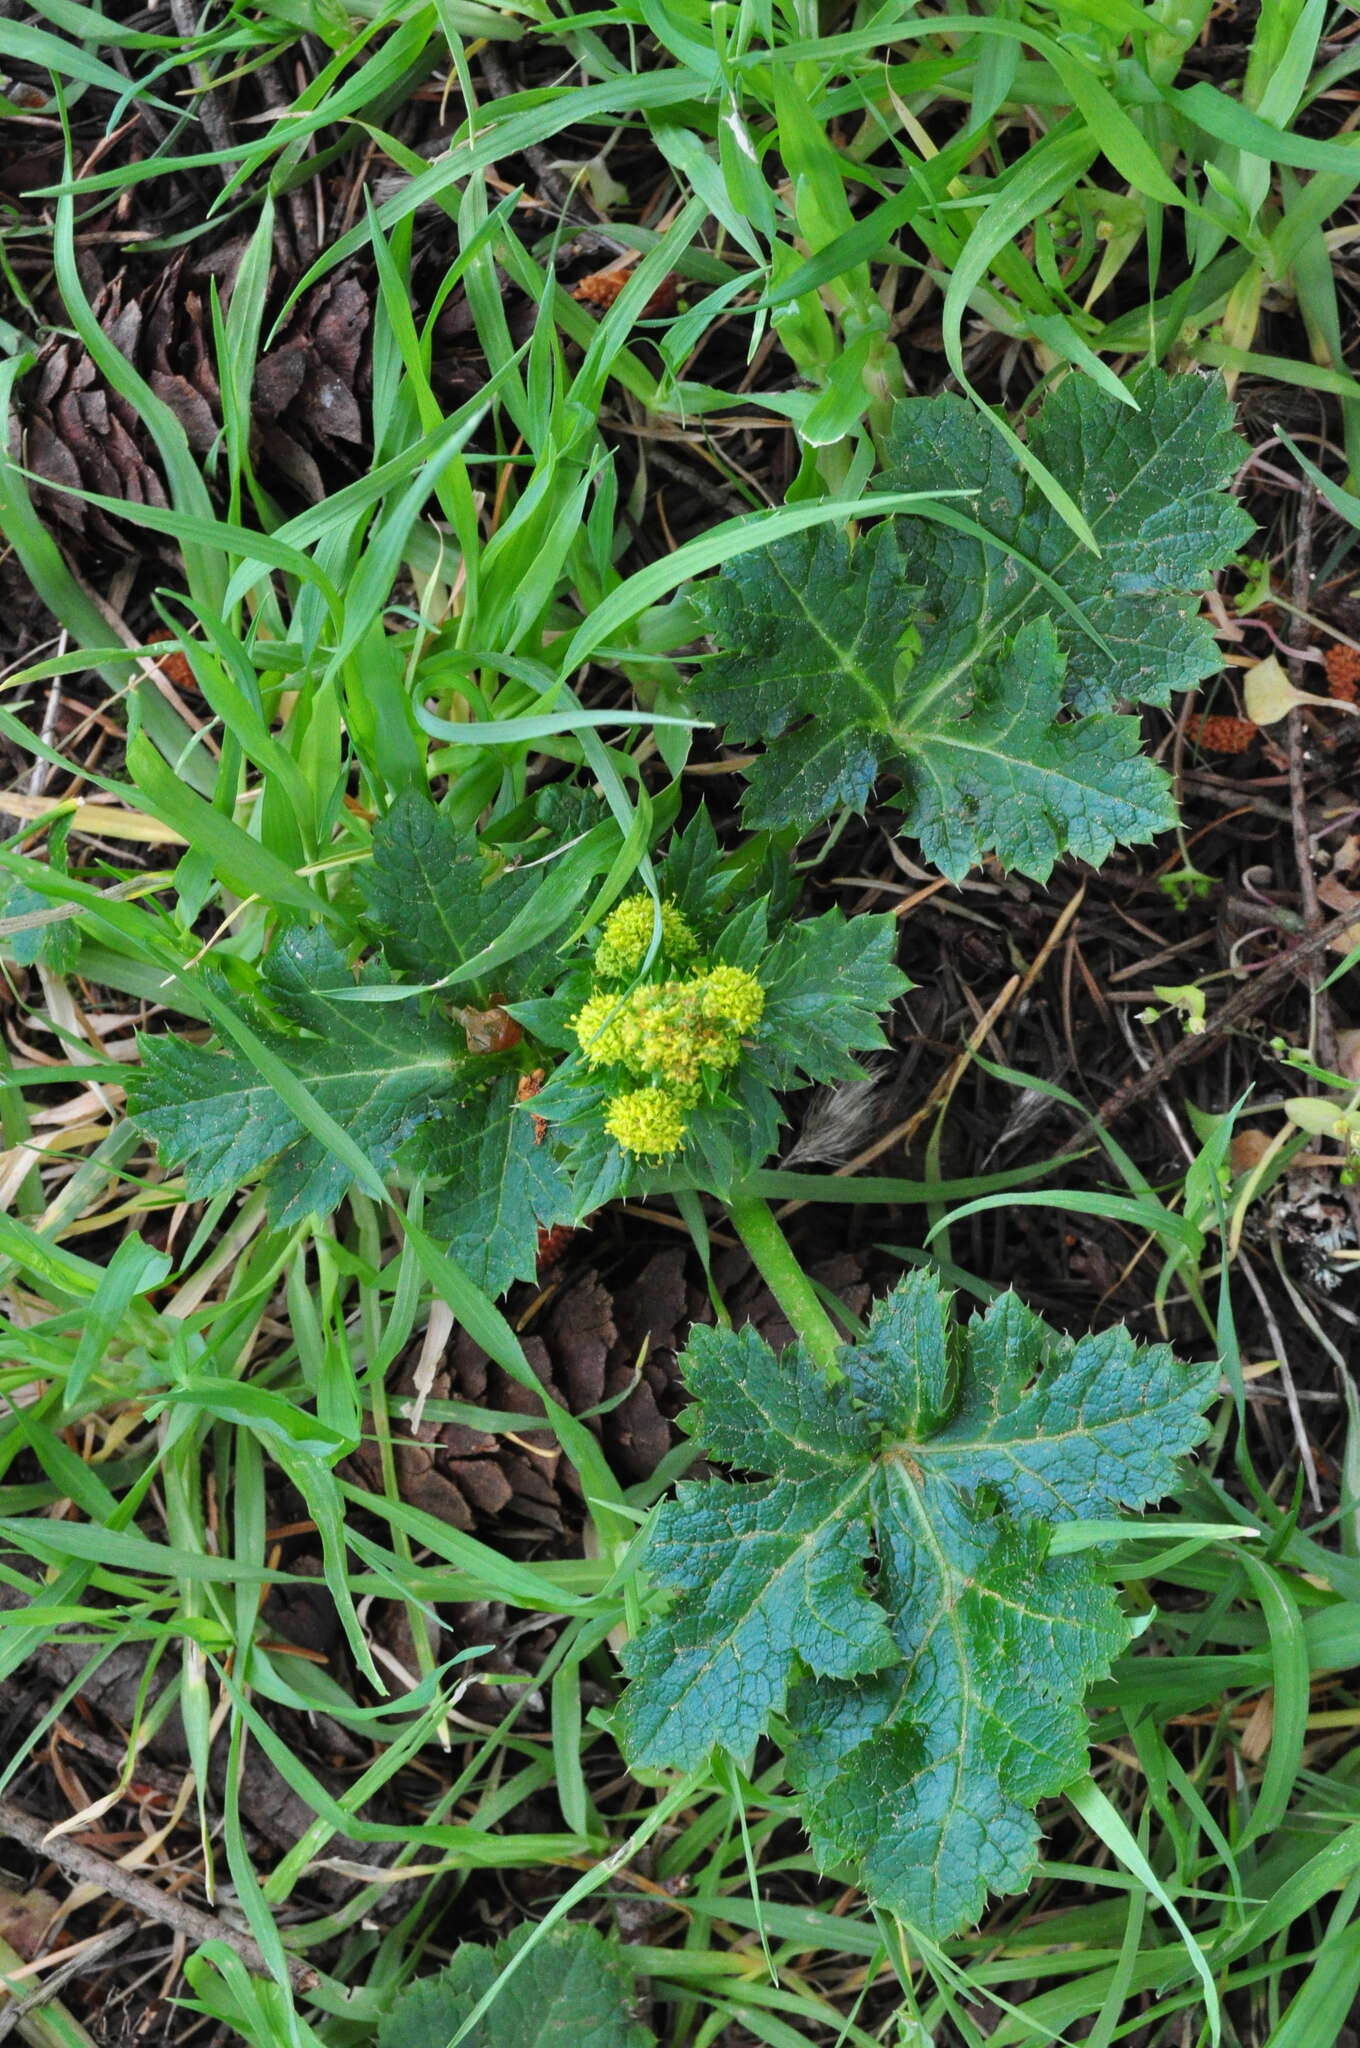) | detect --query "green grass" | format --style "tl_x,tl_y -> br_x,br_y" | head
2,0 -> 1360,2042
